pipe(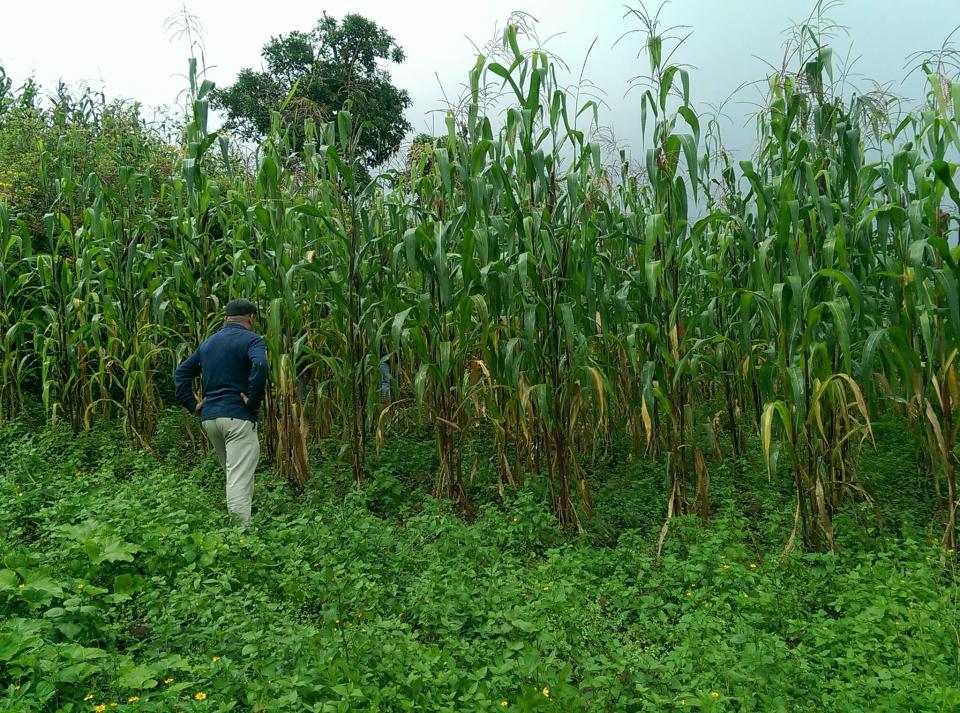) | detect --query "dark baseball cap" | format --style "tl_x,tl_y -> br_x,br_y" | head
224,299 -> 258,317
